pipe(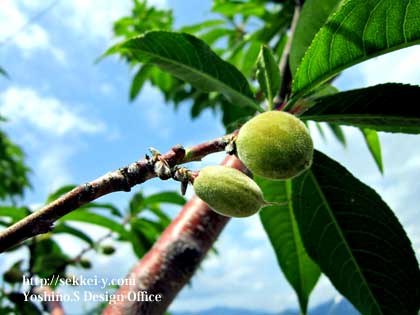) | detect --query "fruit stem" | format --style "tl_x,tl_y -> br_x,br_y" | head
263,200 -> 289,207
